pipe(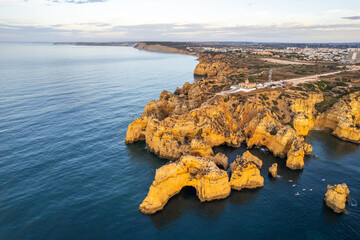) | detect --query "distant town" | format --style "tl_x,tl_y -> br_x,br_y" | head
54,41 -> 360,64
